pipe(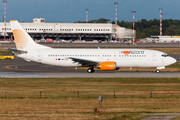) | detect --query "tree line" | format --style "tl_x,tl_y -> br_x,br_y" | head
76,18 -> 180,38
